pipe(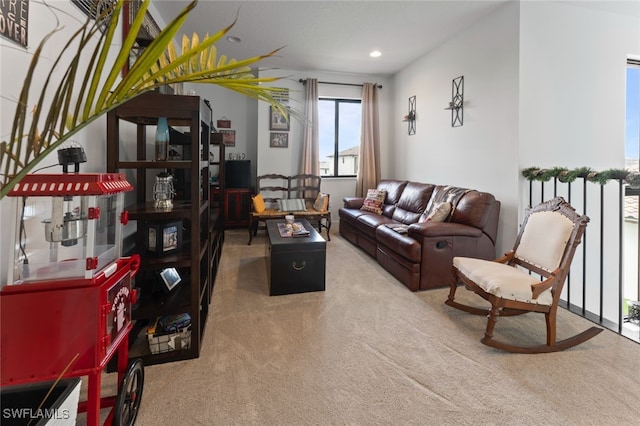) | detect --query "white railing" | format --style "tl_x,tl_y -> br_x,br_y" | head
523,167 -> 639,343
